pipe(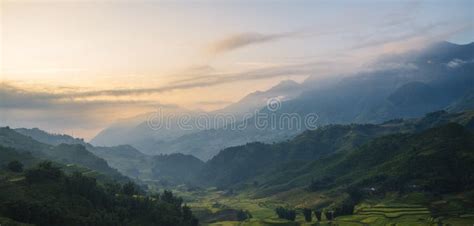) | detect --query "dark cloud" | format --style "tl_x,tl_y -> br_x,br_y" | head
208,32 -> 294,54
0,83 -> 168,109
0,83 -> 58,109
30,63 -> 316,99
0,83 -> 179,139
